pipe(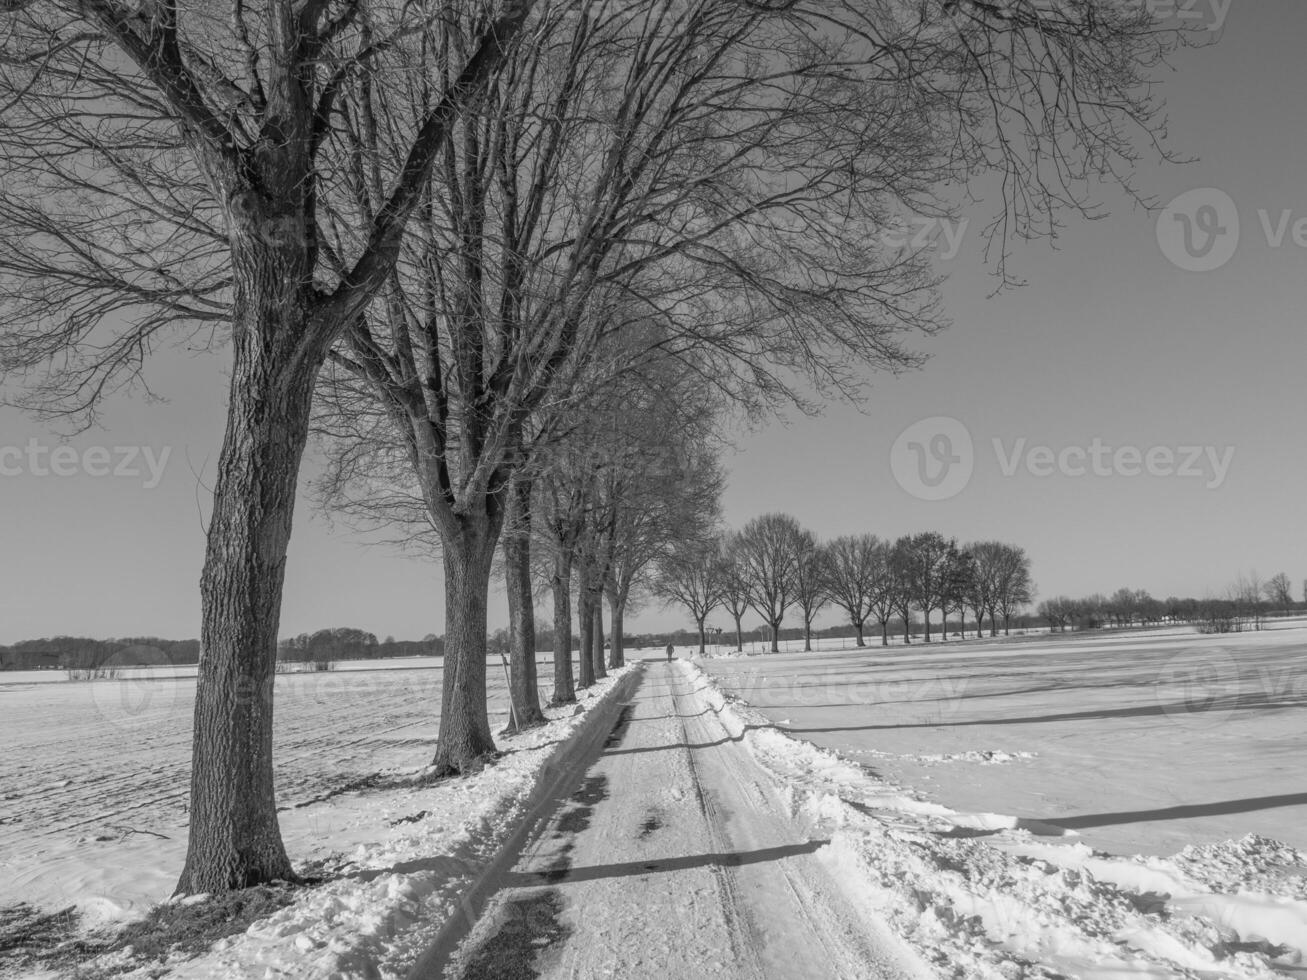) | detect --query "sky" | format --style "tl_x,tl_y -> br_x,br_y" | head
1,3 -> 1305,645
